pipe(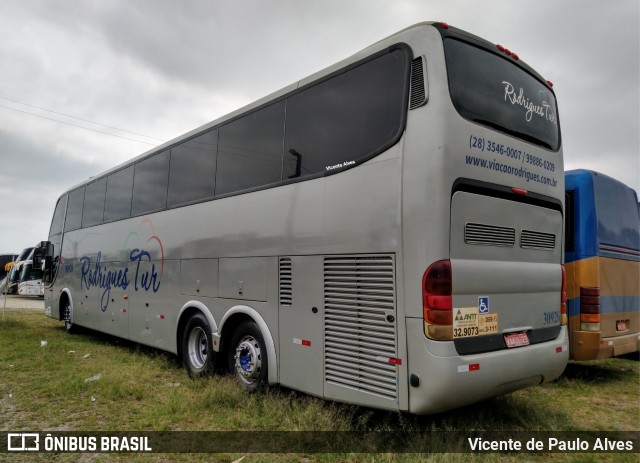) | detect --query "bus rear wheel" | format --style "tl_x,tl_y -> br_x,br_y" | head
228,320 -> 268,392
182,313 -> 215,378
